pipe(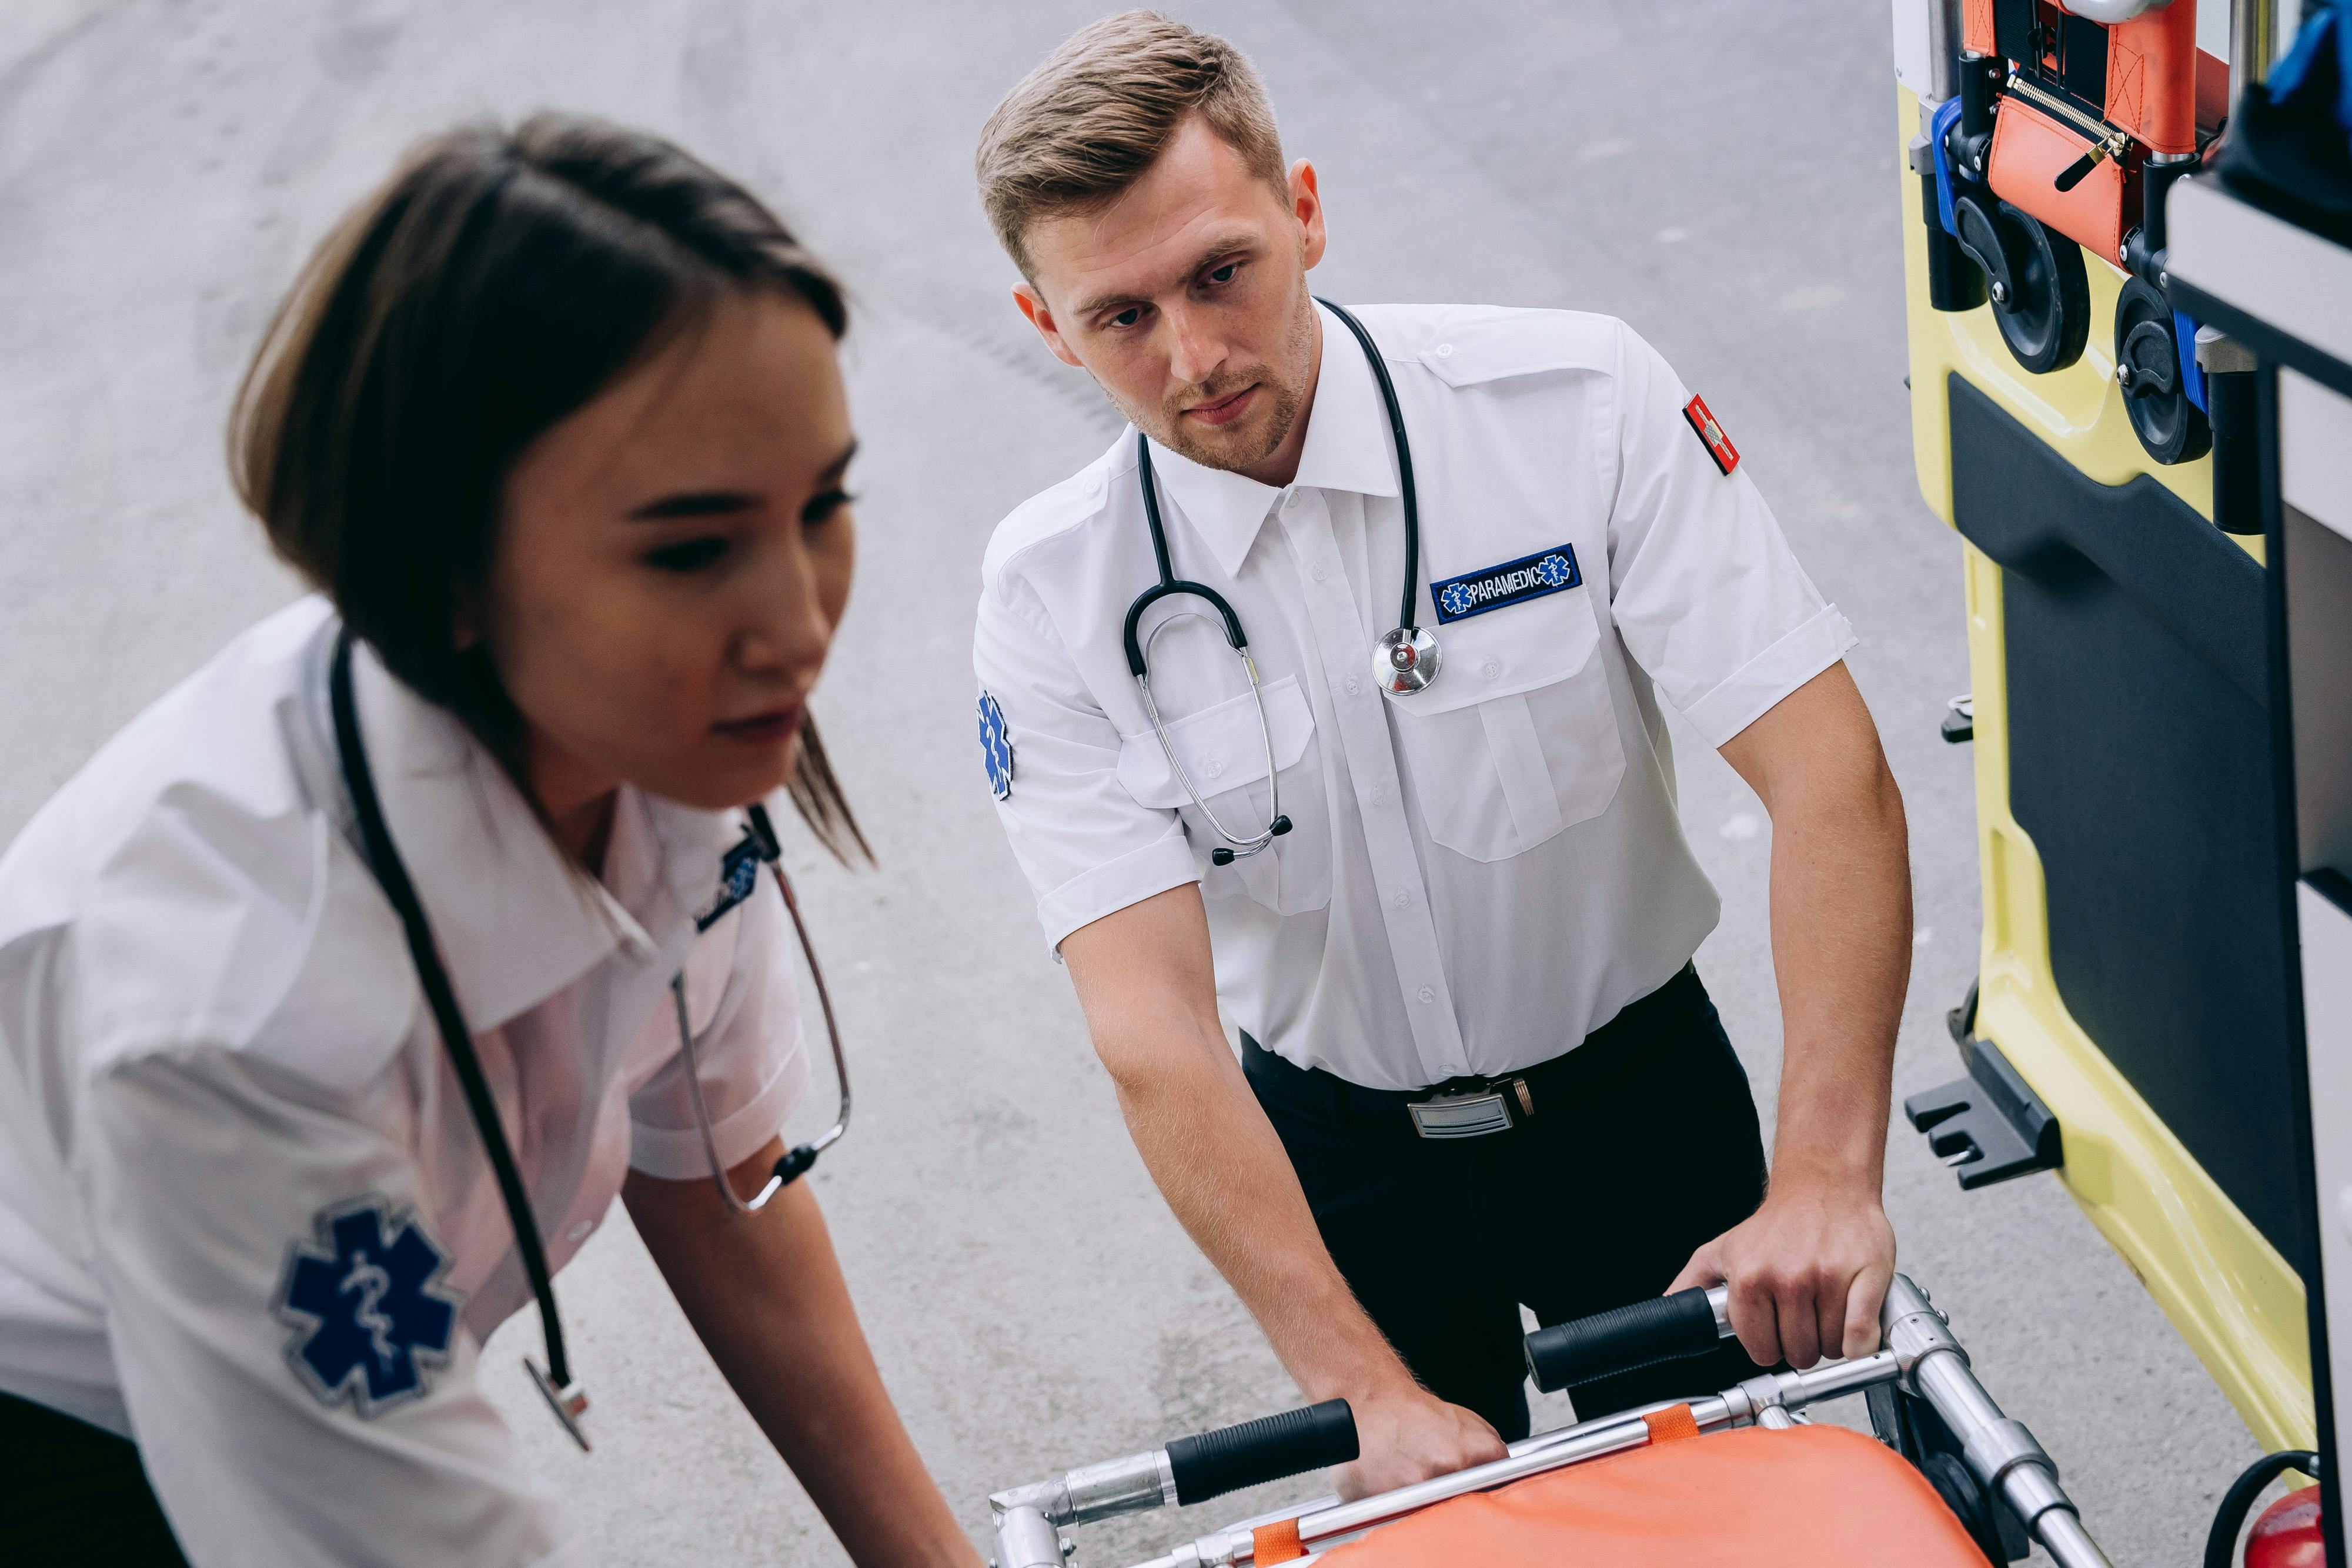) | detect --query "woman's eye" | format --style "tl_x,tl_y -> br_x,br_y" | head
646,538 -> 727,573
802,489 -> 855,527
